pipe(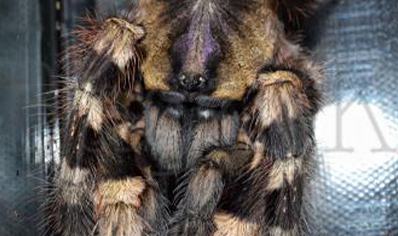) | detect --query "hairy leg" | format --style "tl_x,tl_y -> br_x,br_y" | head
45,158 -> 95,236
168,145 -> 253,236
238,36 -> 322,236
94,166 -> 167,236
45,15 -> 167,236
